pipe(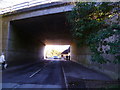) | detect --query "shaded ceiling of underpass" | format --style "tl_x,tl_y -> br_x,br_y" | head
11,13 -> 73,45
